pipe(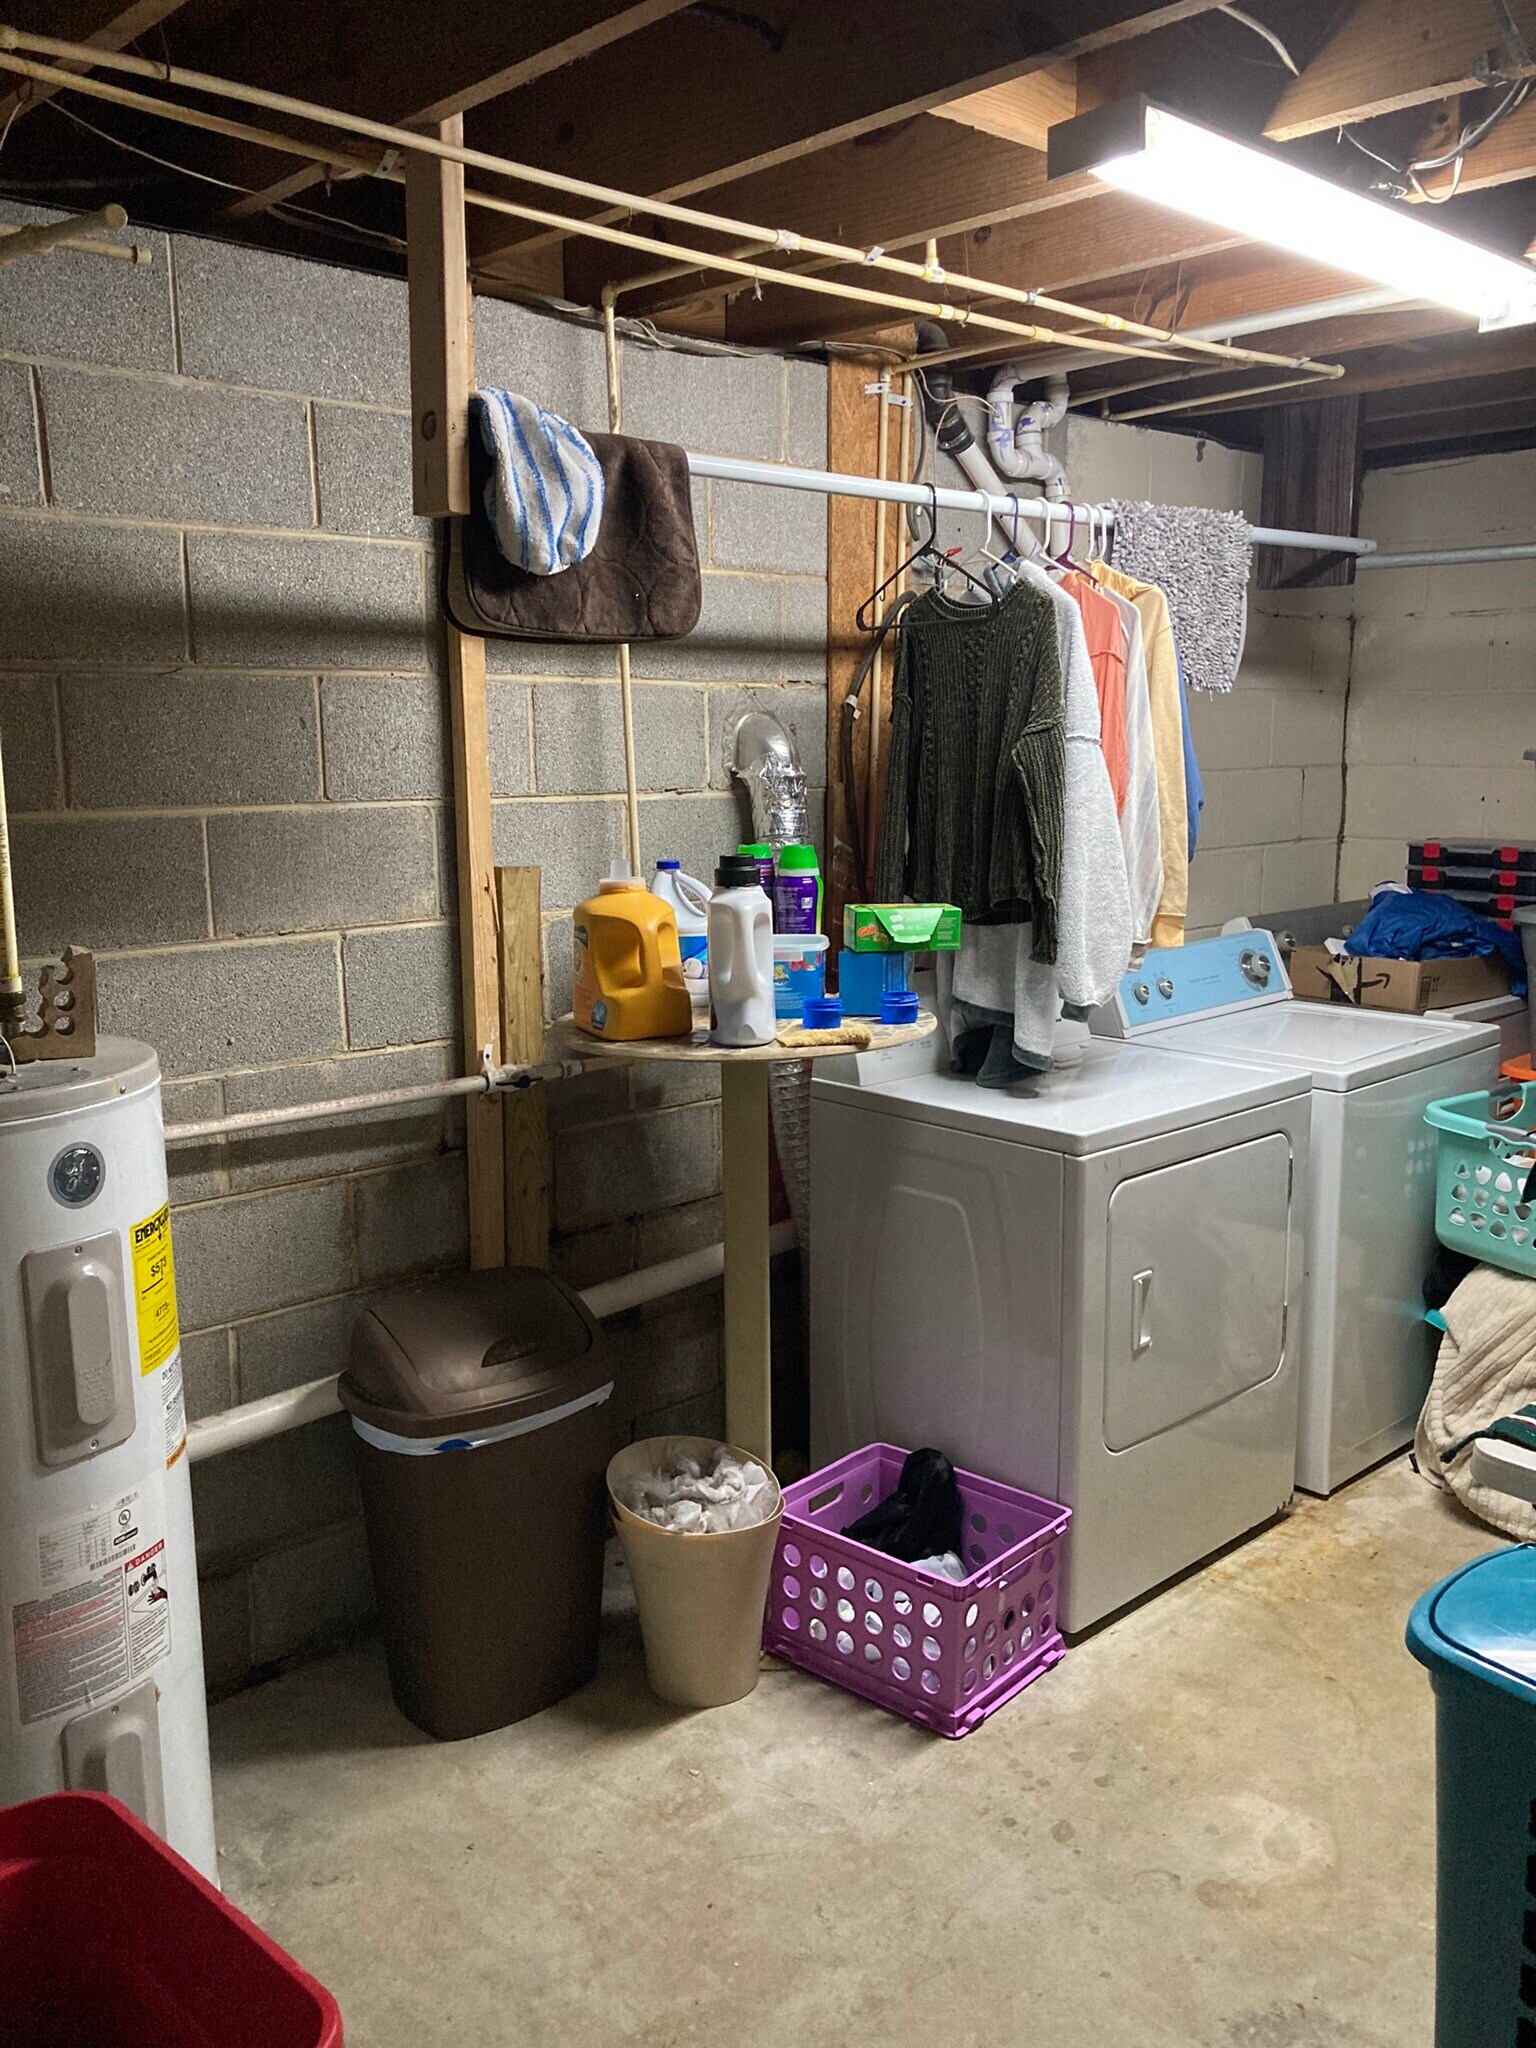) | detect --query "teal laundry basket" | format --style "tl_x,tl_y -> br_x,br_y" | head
1407,1546 -> 1536,2048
